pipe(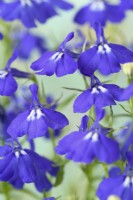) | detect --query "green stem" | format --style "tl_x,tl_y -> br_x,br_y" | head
109,106 -> 113,128
82,75 -> 89,89
2,183 -> 10,200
